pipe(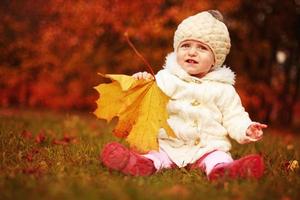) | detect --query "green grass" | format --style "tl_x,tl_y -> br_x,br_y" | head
0,109 -> 299,200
